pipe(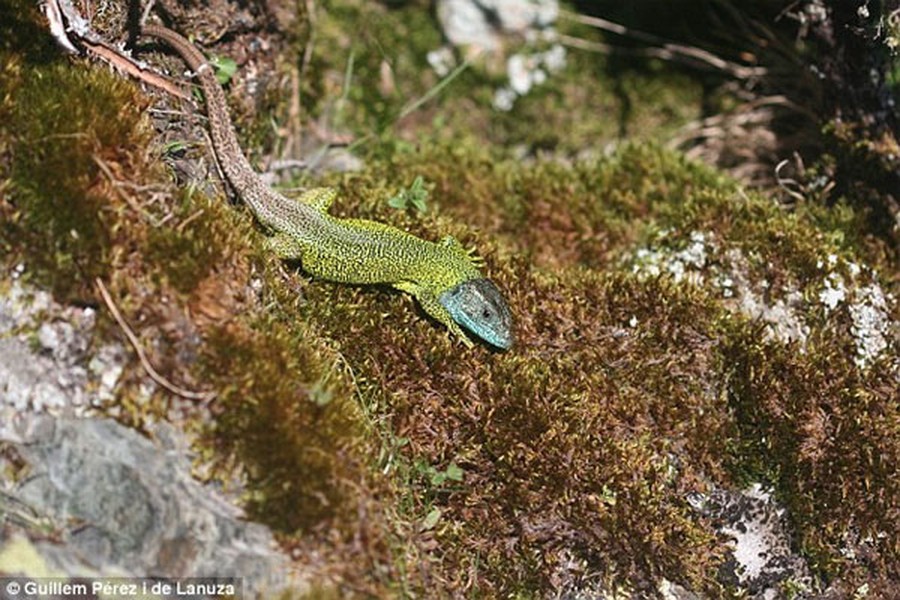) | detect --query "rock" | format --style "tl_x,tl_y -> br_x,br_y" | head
0,278 -> 306,597
629,230 -> 897,365
0,278 -> 114,438
436,0 -> 558,50
689,484 -> 815,598
0,416 -> 305,596
433,0 -> 566,110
